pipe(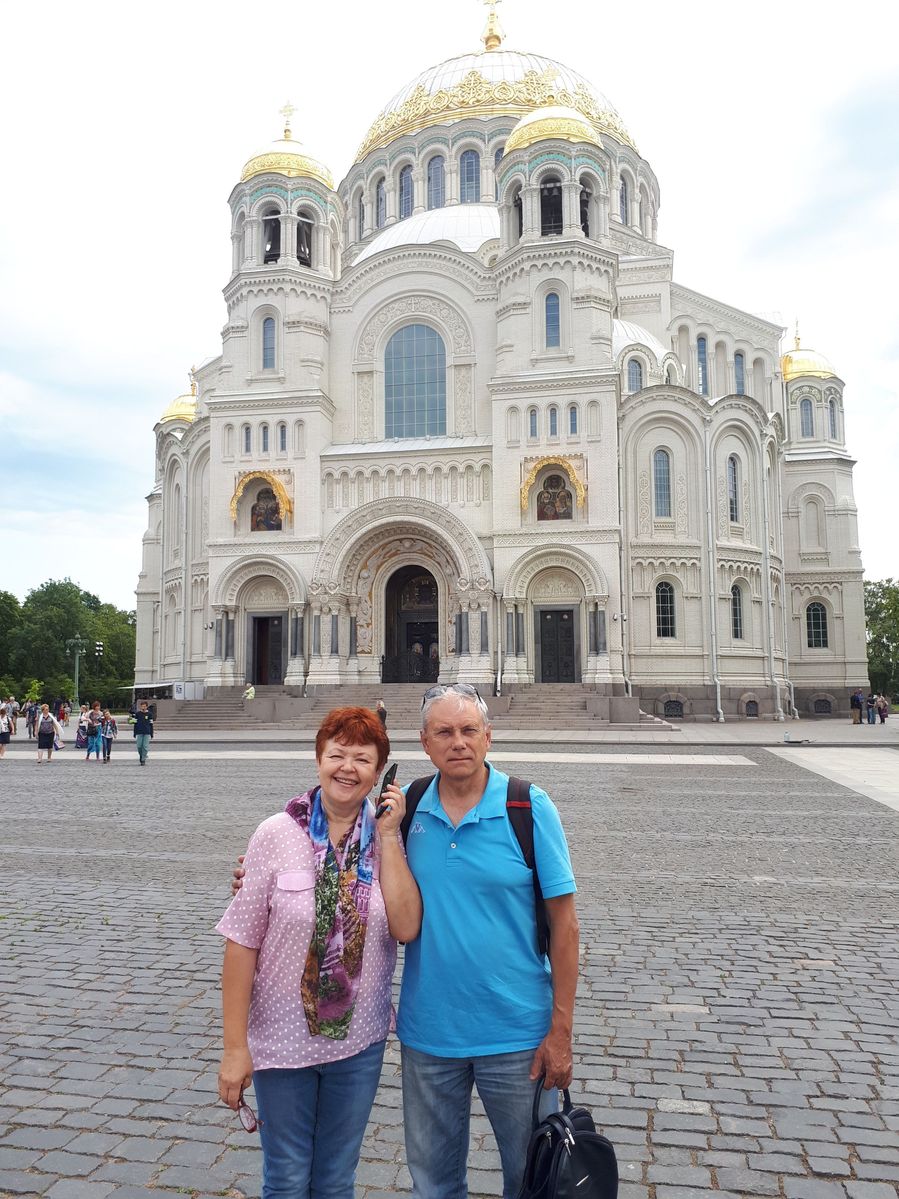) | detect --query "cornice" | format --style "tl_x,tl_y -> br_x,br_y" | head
207,538 -> 321,555
489,370 -> 617,396
670,283 -> 783,339
223,271 -> 333,306
207,391 -> 335,416
335,246 -> 495,308
492,528 -> 620,546
629,544 -> 701,558
784,569 -> 864,584
494,241 -> 616,283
